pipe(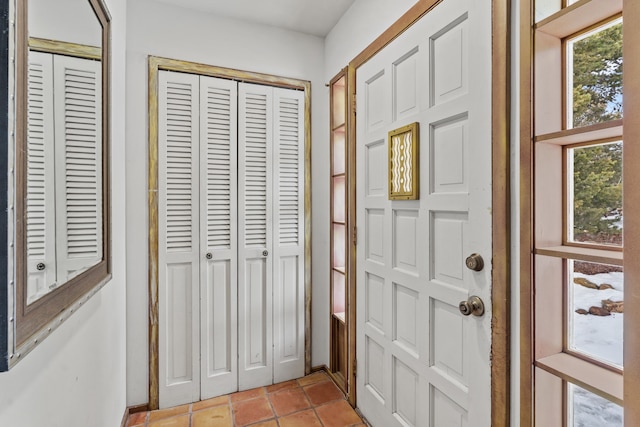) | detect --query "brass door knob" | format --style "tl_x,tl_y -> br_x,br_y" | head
459,296 -> 485,316
465,253 -> 484,272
